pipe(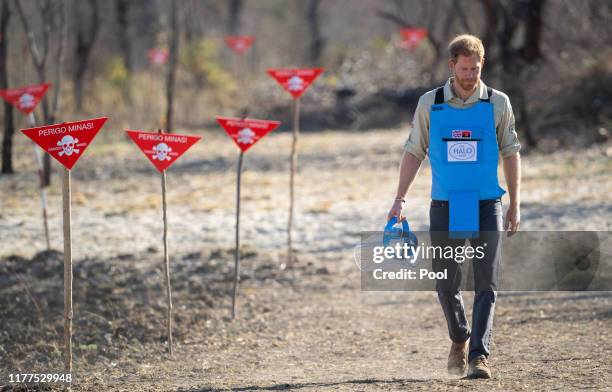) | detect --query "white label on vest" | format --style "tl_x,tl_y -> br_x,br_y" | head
447,140 -> 477,162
